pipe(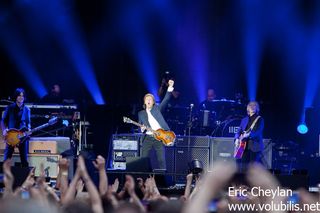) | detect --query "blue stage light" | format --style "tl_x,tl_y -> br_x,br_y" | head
297,123 -> 308,134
